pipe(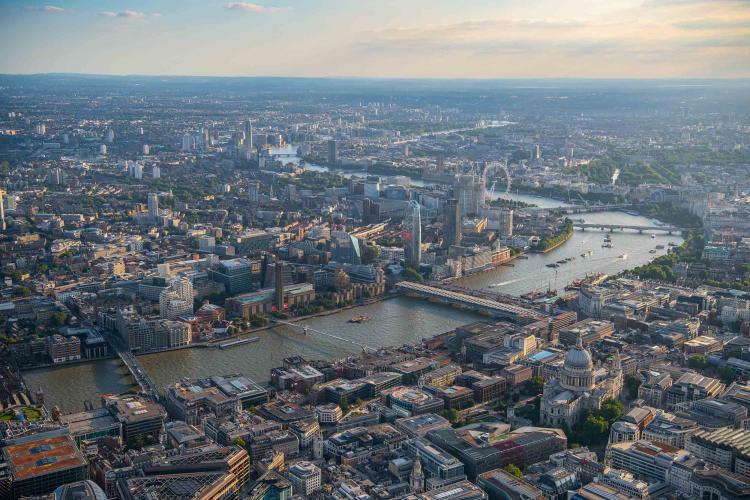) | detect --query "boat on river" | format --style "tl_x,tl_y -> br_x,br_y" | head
348,316 -> 371,323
